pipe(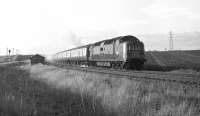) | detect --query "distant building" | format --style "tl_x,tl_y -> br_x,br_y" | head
30,54 -> 45,65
